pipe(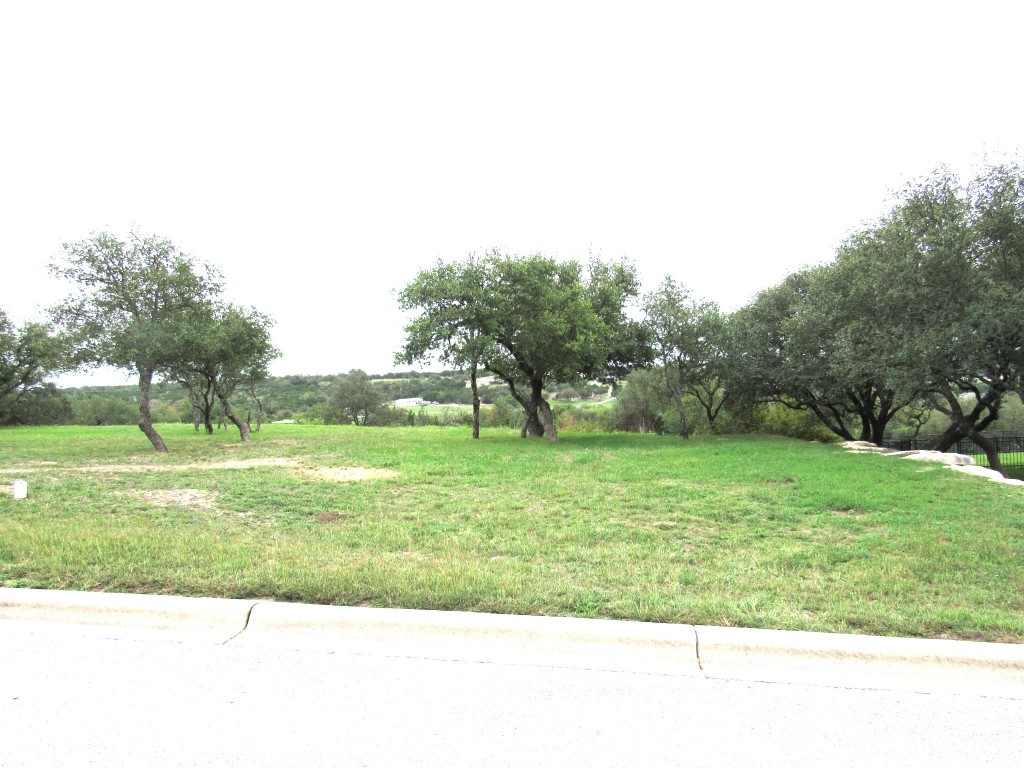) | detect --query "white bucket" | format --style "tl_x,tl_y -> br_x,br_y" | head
12,479 -> 27,500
